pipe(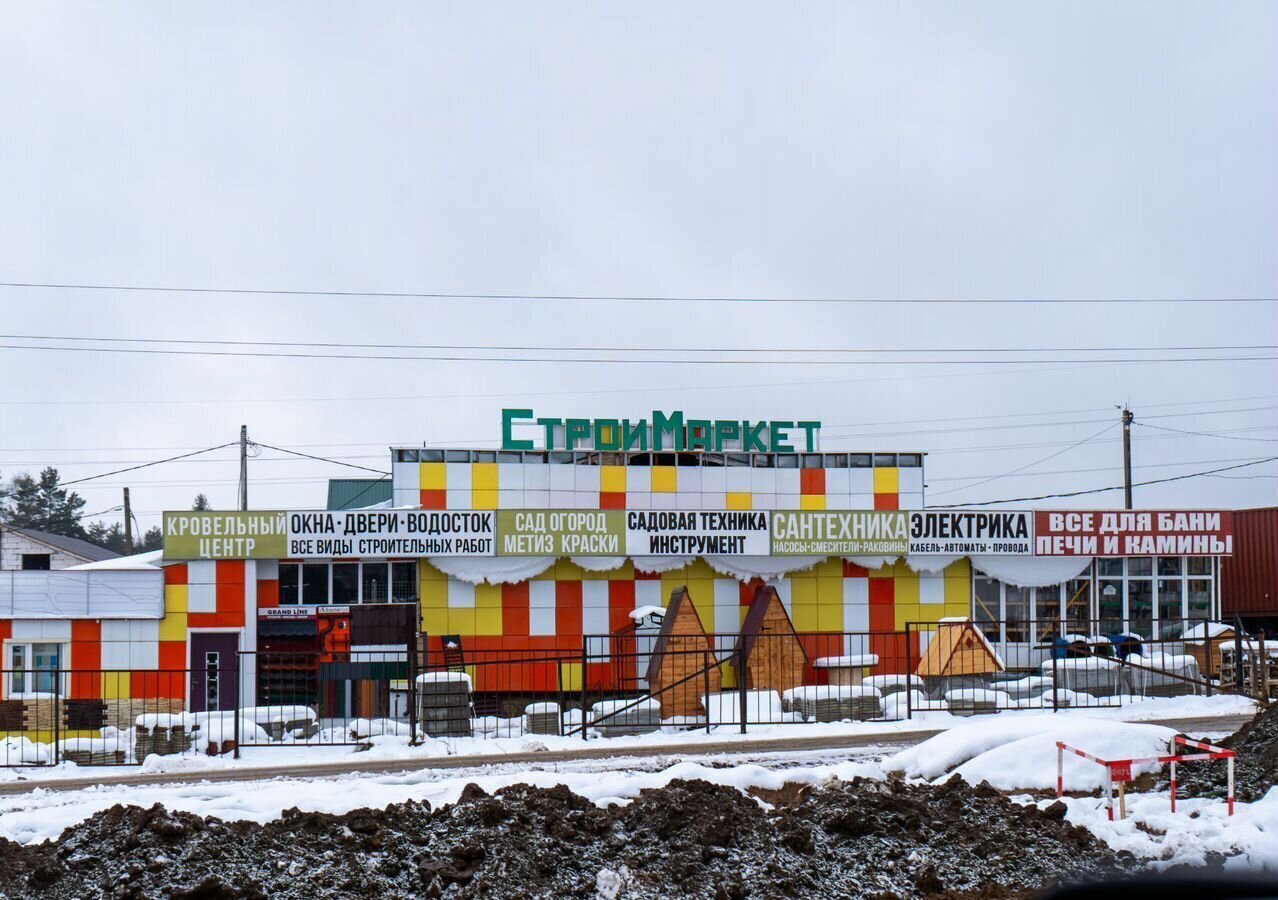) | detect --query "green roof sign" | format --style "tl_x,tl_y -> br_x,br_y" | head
501,409 -> 821,453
